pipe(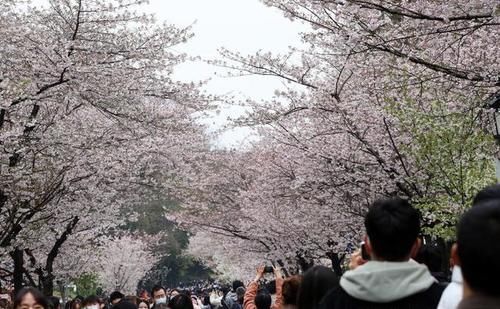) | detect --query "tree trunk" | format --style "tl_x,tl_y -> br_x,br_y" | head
40,216 -> 80,296
12,248 -> 24,294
